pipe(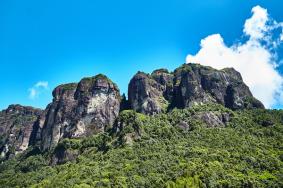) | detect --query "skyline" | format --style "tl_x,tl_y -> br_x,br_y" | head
1,0 -> 283,110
